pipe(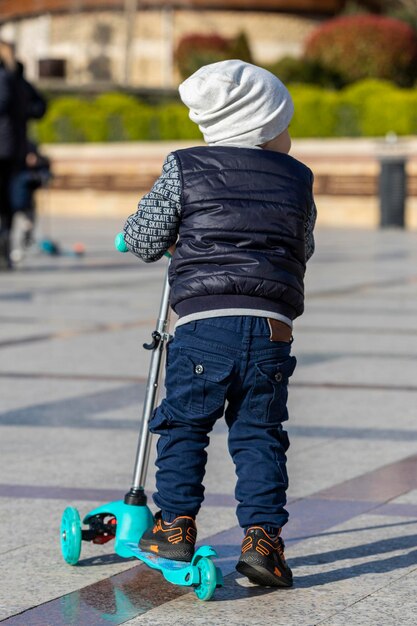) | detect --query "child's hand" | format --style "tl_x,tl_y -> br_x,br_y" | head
168,244 -> 176,256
